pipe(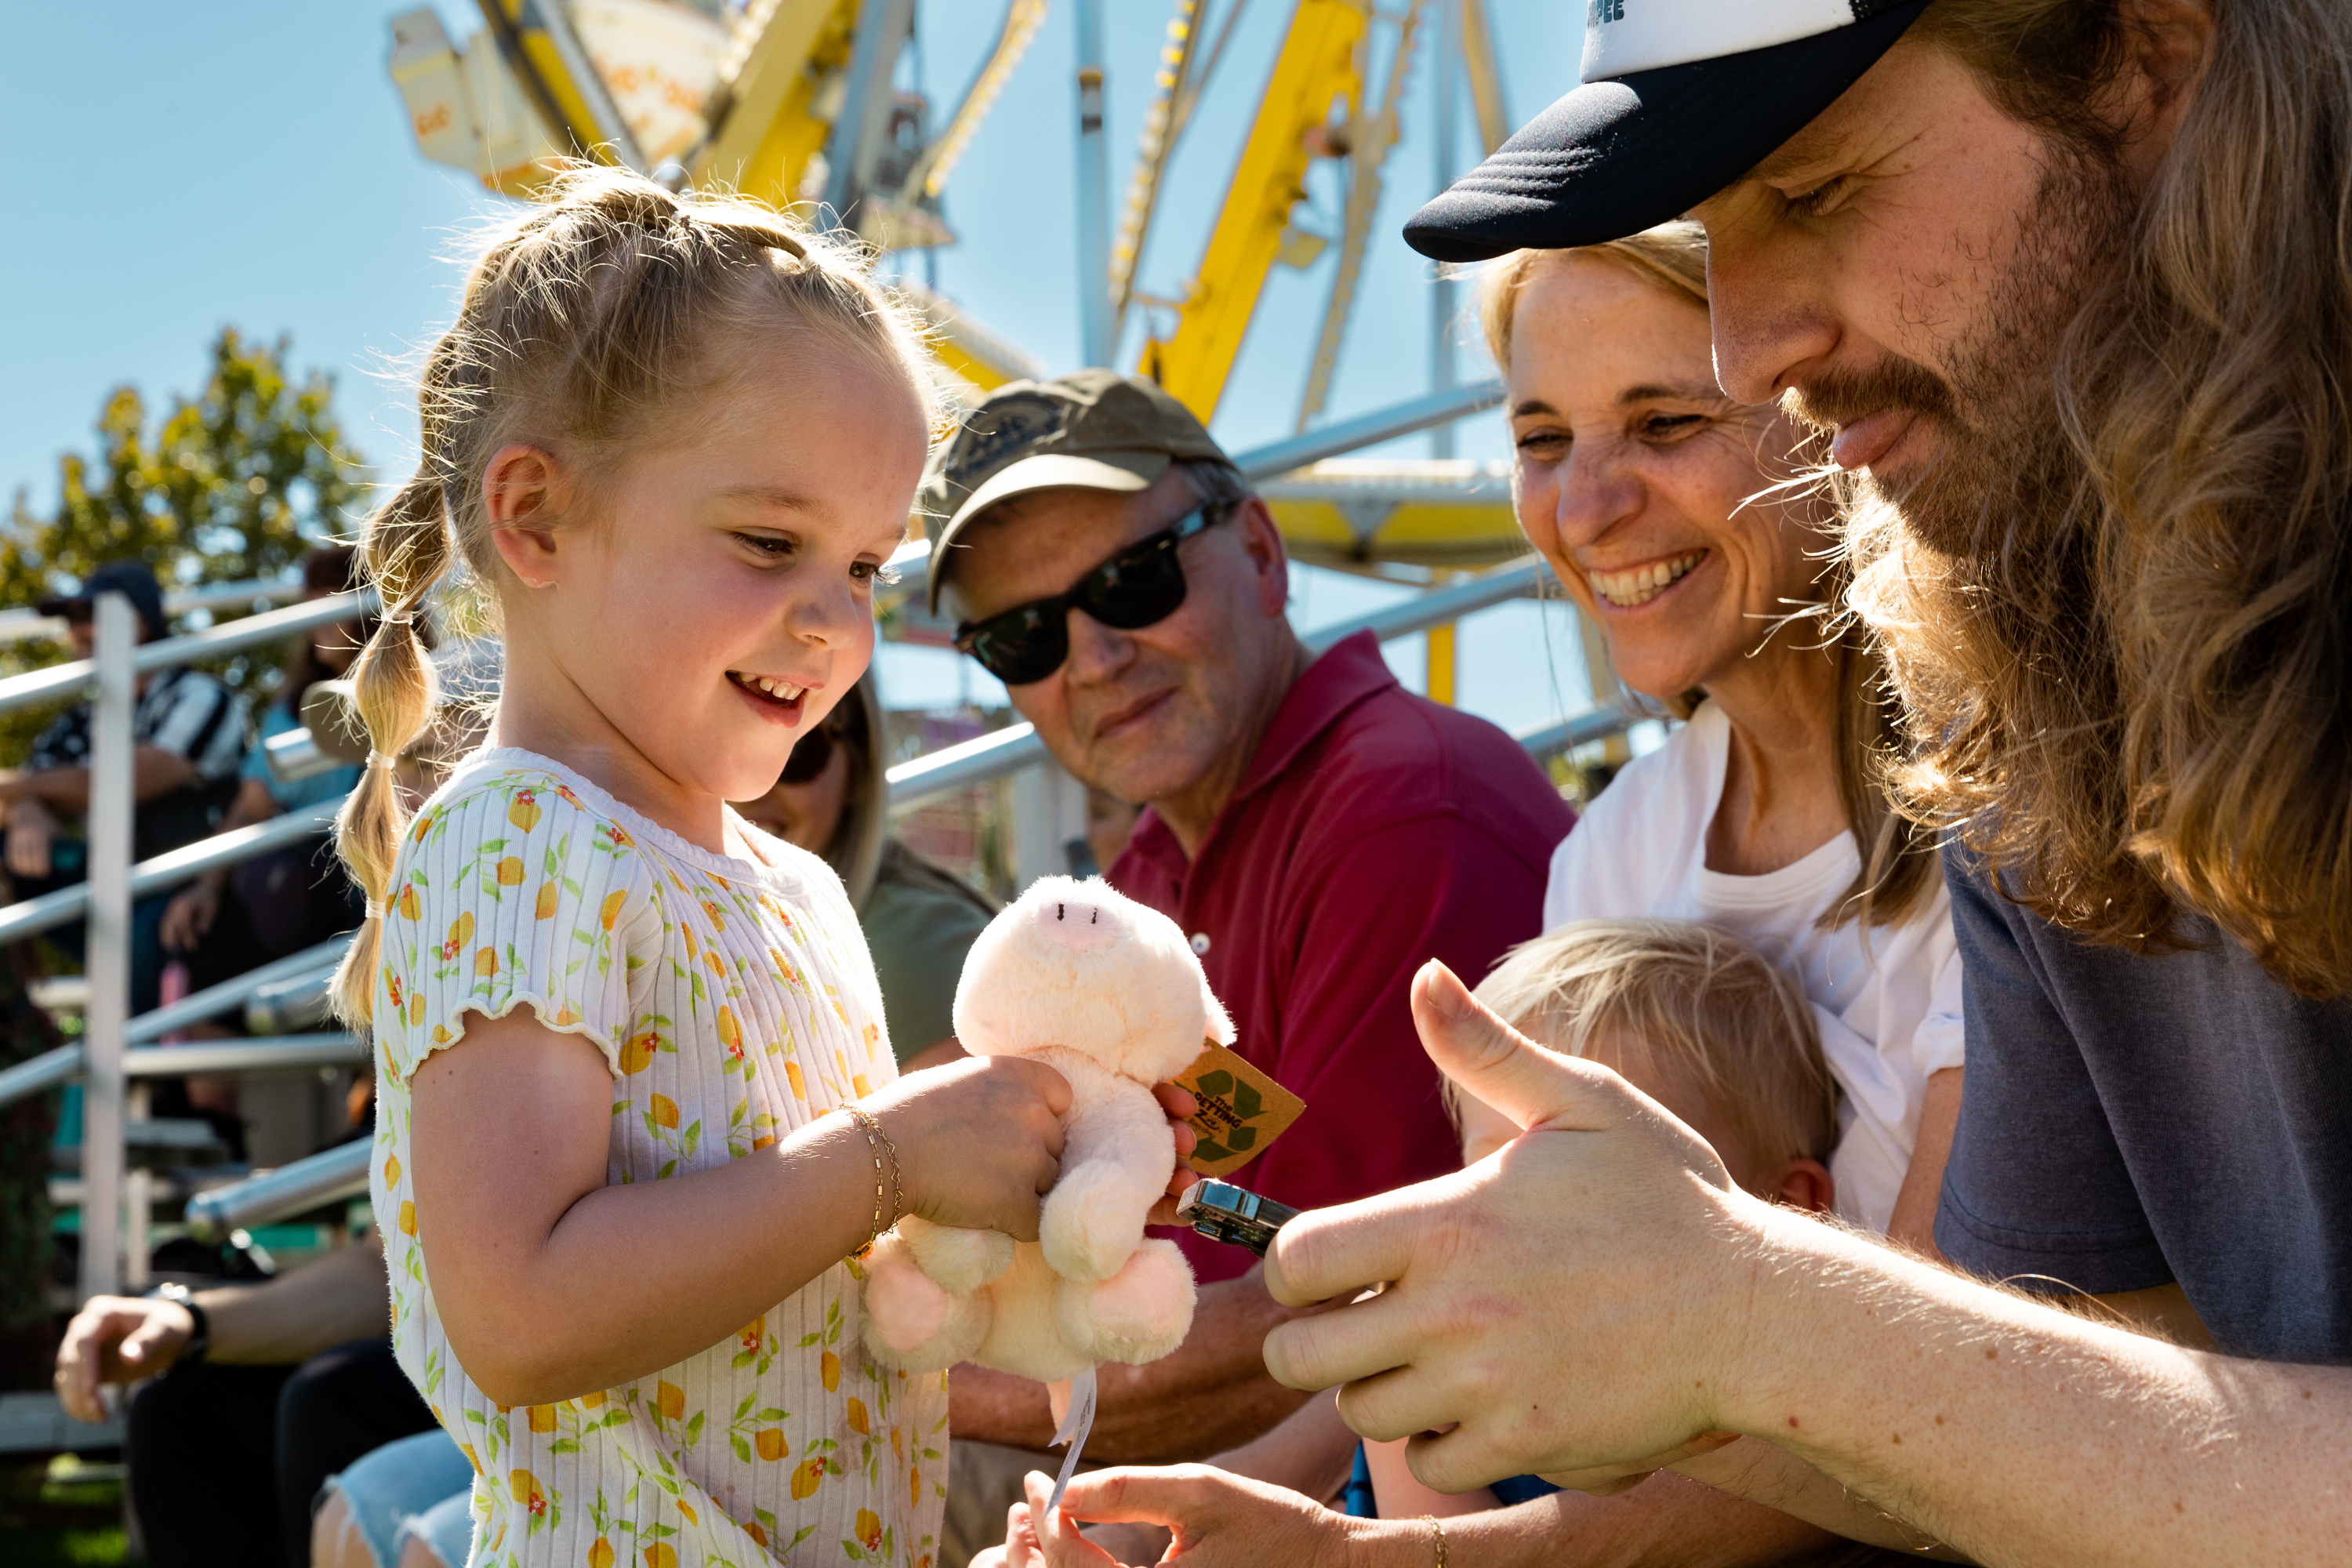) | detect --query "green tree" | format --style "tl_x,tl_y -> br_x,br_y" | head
0,328 -> 368,764
2,326 -> 364,597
